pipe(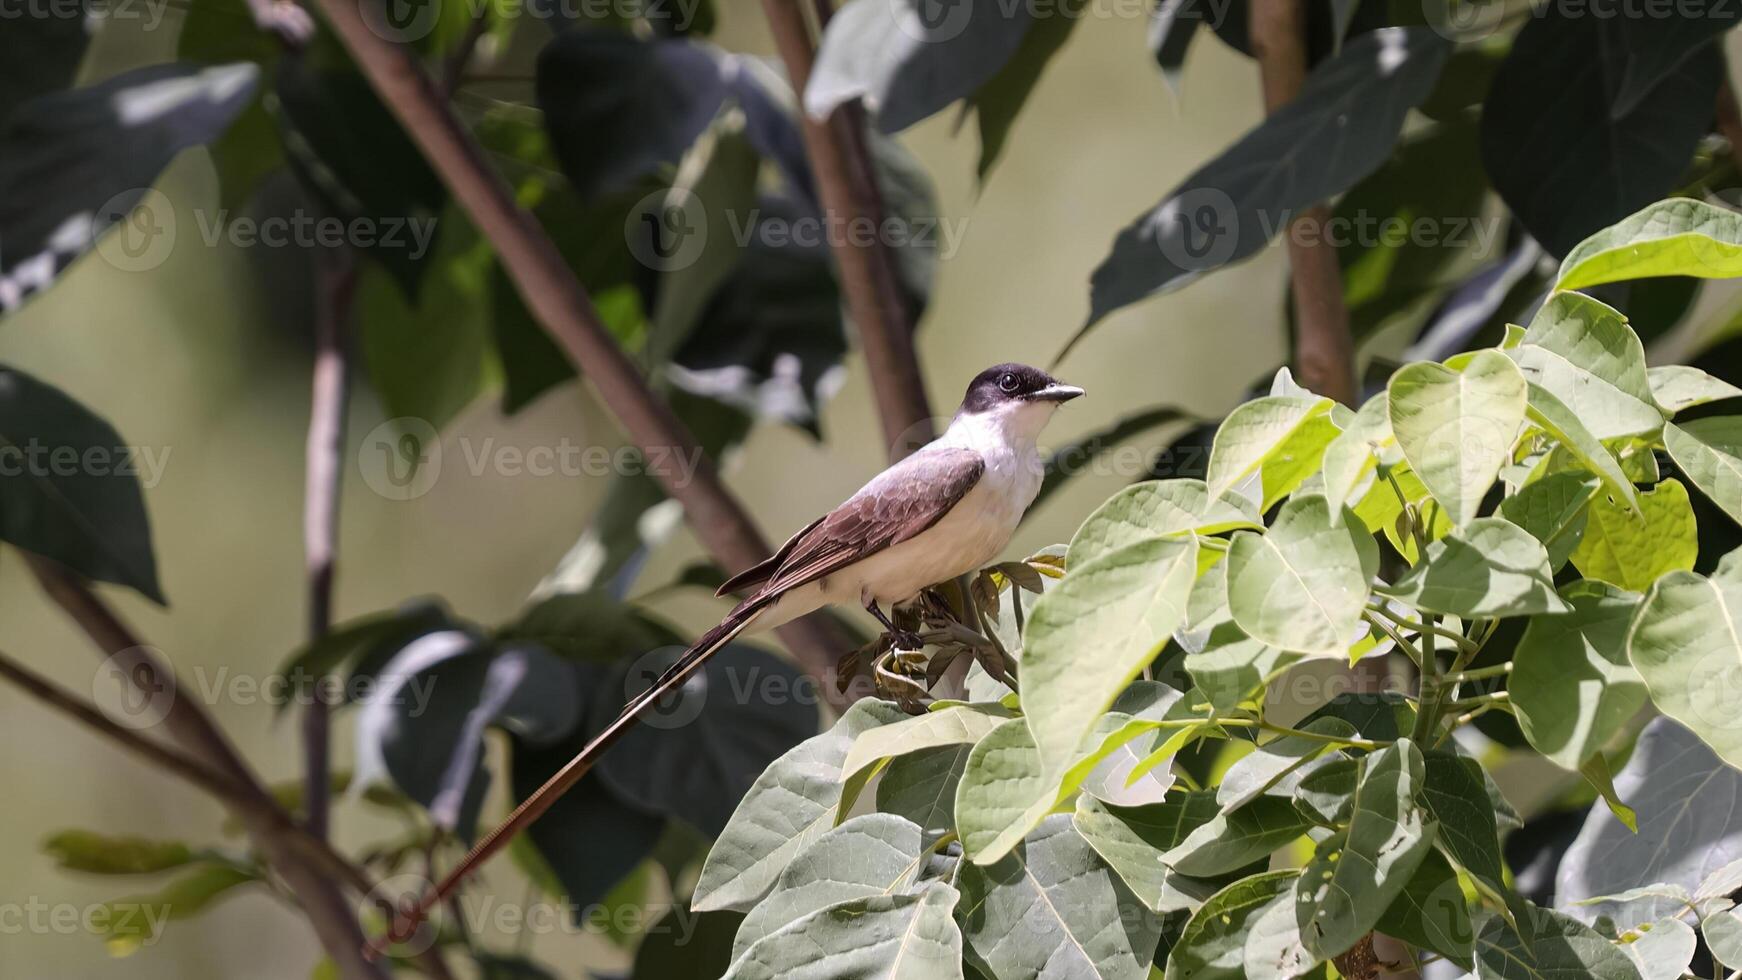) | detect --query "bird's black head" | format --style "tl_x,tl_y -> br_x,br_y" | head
960,363 -> 1085,414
